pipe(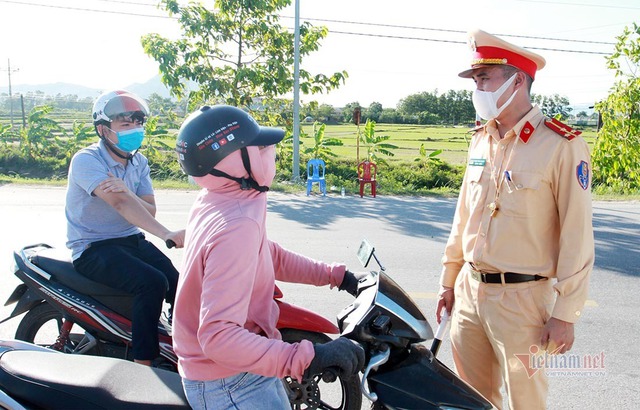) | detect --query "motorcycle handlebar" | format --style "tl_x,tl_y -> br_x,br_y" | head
321,368 -> 339,383
166,239 -> 176,249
